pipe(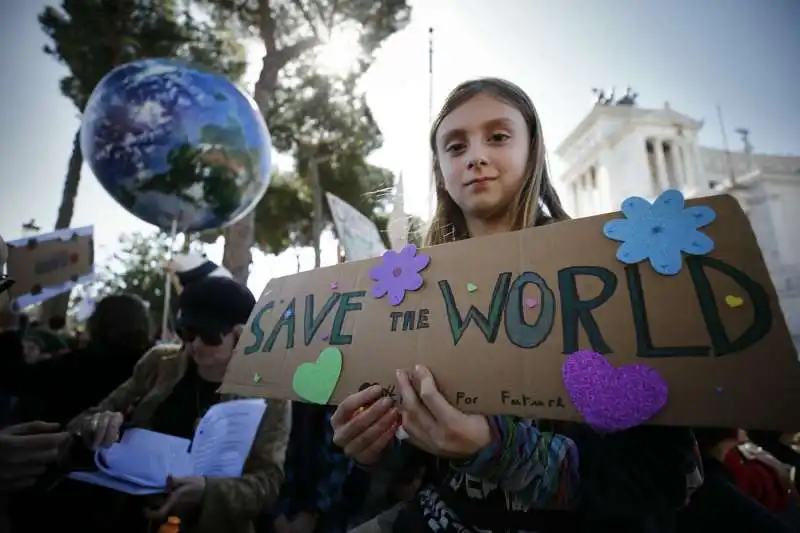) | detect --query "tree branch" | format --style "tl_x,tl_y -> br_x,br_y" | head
291,0 -> 322,40
324,0 -> 339,31
258,0 -> 277,53
275,36 -> 321,67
